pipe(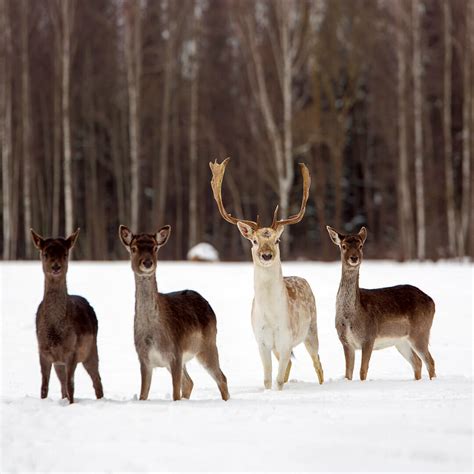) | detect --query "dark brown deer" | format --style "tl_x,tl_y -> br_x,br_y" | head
327,226 -> 436,381
31,229 -> 104,404
119,225 -> 229,401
